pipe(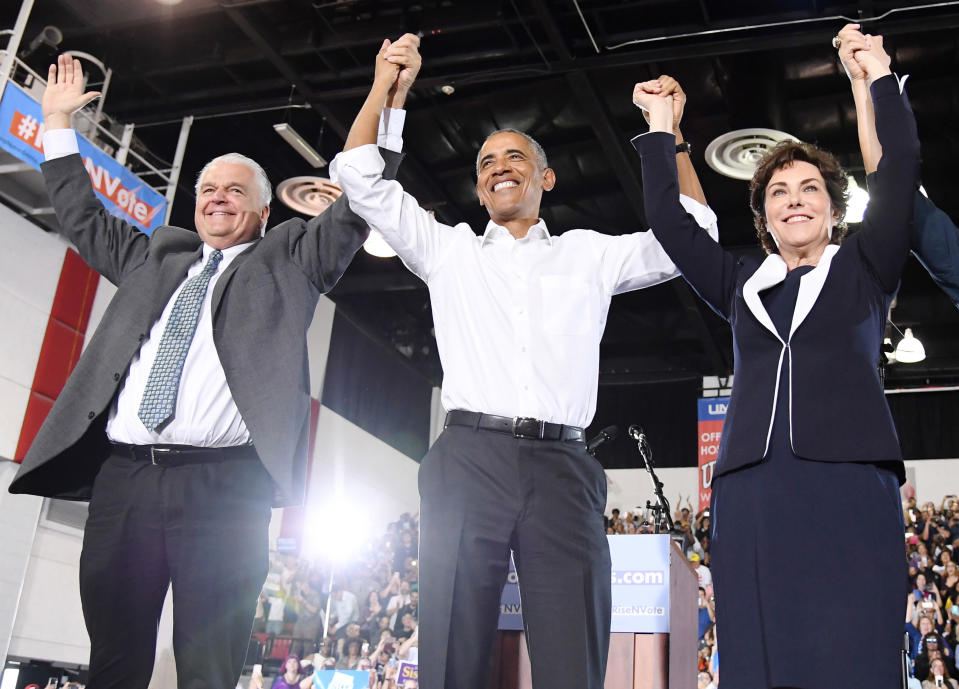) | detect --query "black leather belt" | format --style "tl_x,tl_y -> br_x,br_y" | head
111,443 -> 257,467
445,410 -> 585,442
